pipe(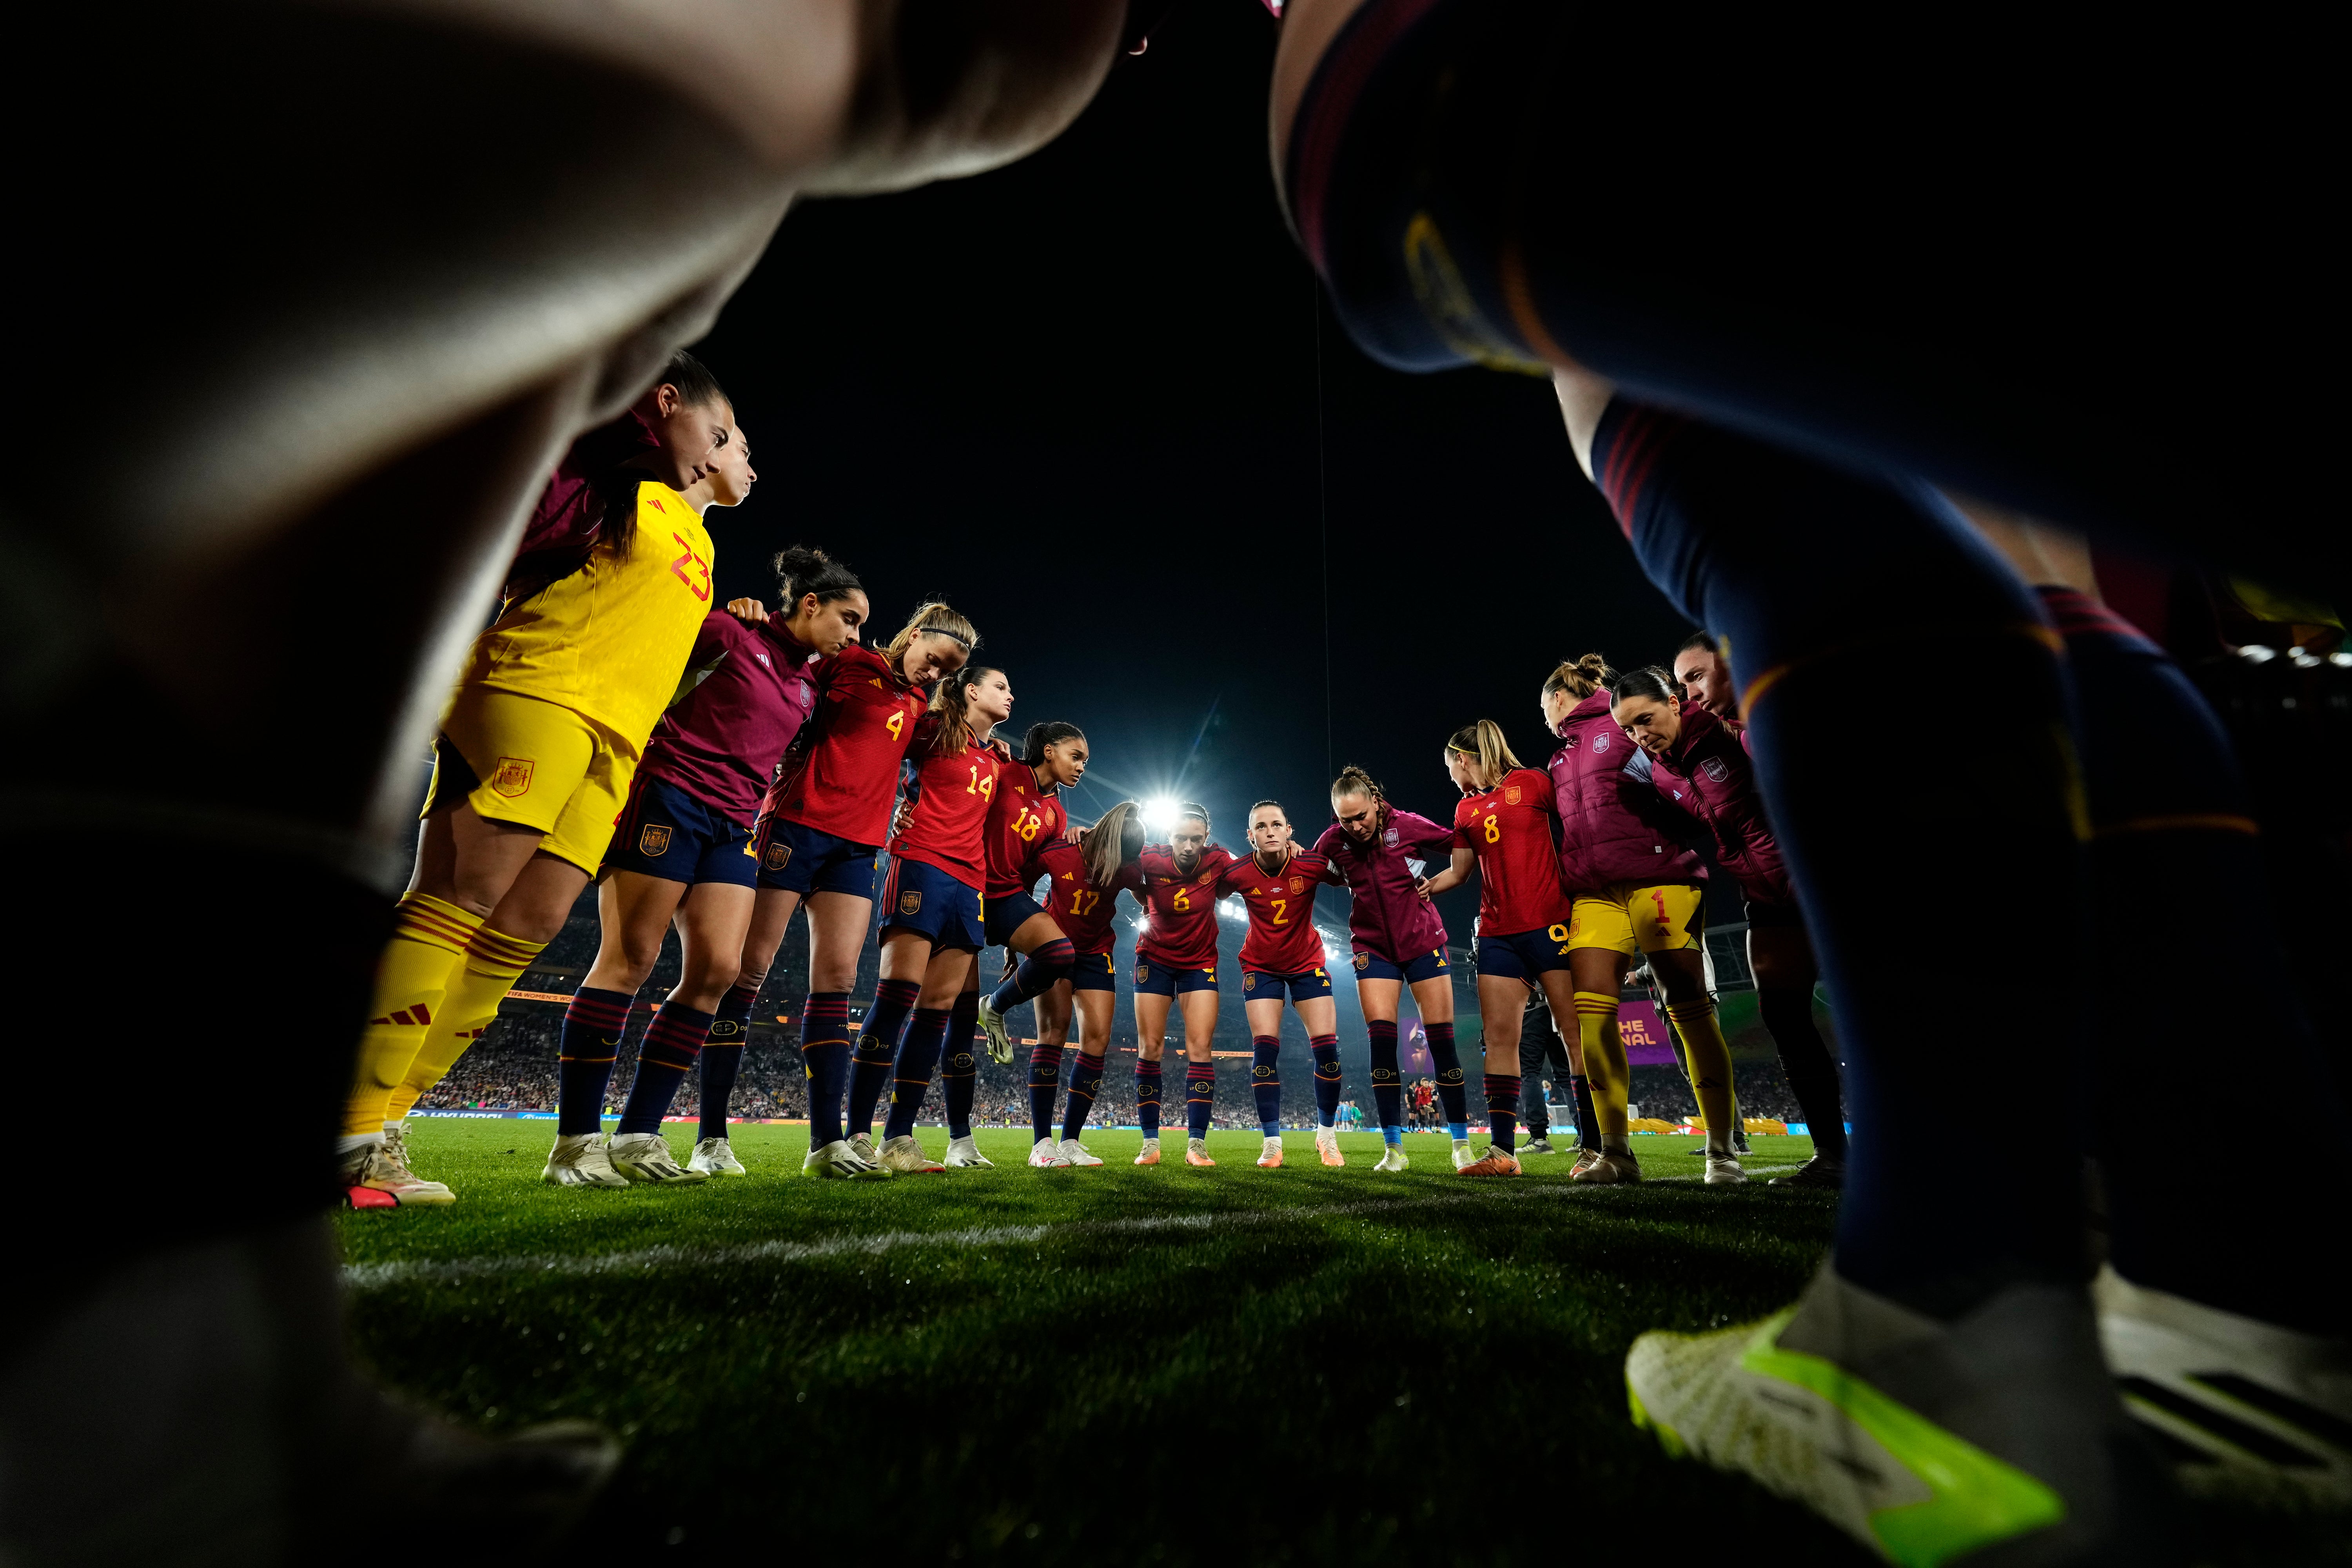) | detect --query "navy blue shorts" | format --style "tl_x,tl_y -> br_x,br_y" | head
1243,966 -> 1333,1002
1351,946 -> 1450,985
1474,924 -> 1573,981
756,818 -> 880,899
1134,958 -> 1218,996
982,889 -> 1047,949
604,778 -> 756,888
1069,950 -> 1118,993
879,857 -> 982,952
